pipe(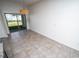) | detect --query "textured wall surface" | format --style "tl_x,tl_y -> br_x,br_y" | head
30,0 -> 79,51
